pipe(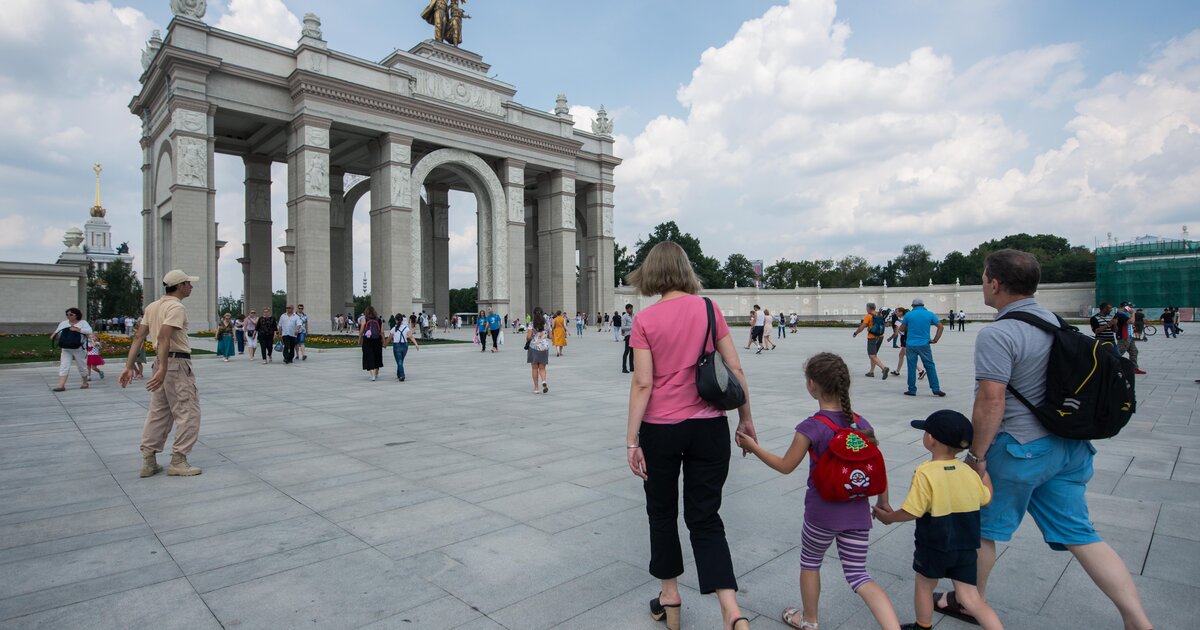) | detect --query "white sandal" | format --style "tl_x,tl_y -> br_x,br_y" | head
782,607 -> 817,629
